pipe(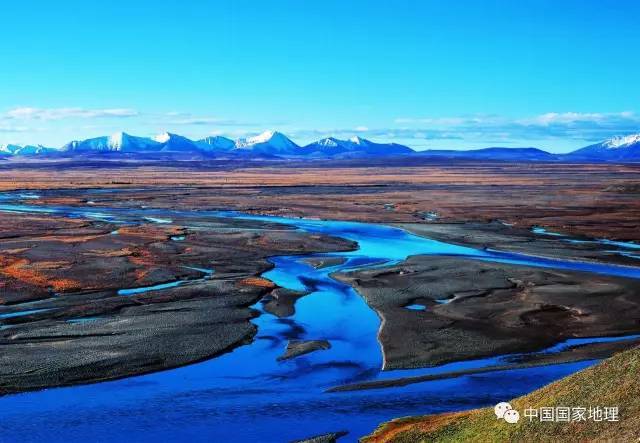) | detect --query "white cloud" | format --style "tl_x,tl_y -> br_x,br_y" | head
169,116 -> 243,126
5,107 -> 139,120
392,111 -> 640,142
0,125 -> 29,133
163,112 -> 260,127
395,117 -> 474,126
519,112 -> 608,126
